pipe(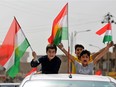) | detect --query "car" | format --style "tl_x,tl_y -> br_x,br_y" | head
19,73 -> 116,87
0,83 -> 20,87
